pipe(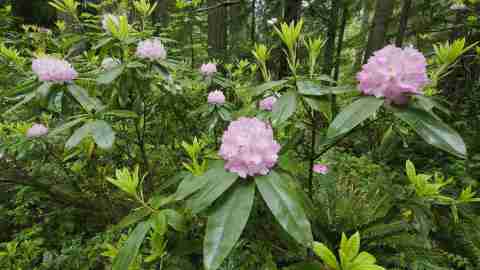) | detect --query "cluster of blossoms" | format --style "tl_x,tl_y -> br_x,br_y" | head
357,45 -> 429,105
313,164 -> 329,175
26,123 -> 48,138
102,14 -> 120,32
200,63 -> 217,77
259,96 -> 277,111
207,90 -> 226,105
32,56 -> 78,83
450,3 -> 468,11
101,57 -> 121,70
136,39 -> 167,60
219,117 -> 281,178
